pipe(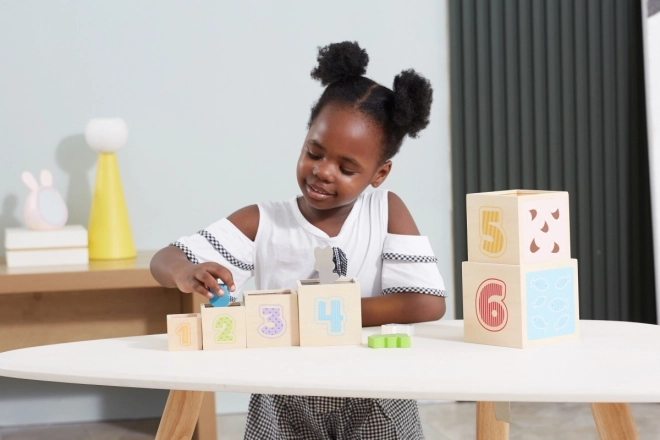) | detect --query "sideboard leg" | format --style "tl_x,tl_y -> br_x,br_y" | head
590,402 -> 639,440
476,401 -> 510,440
156,390 -> 205,440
